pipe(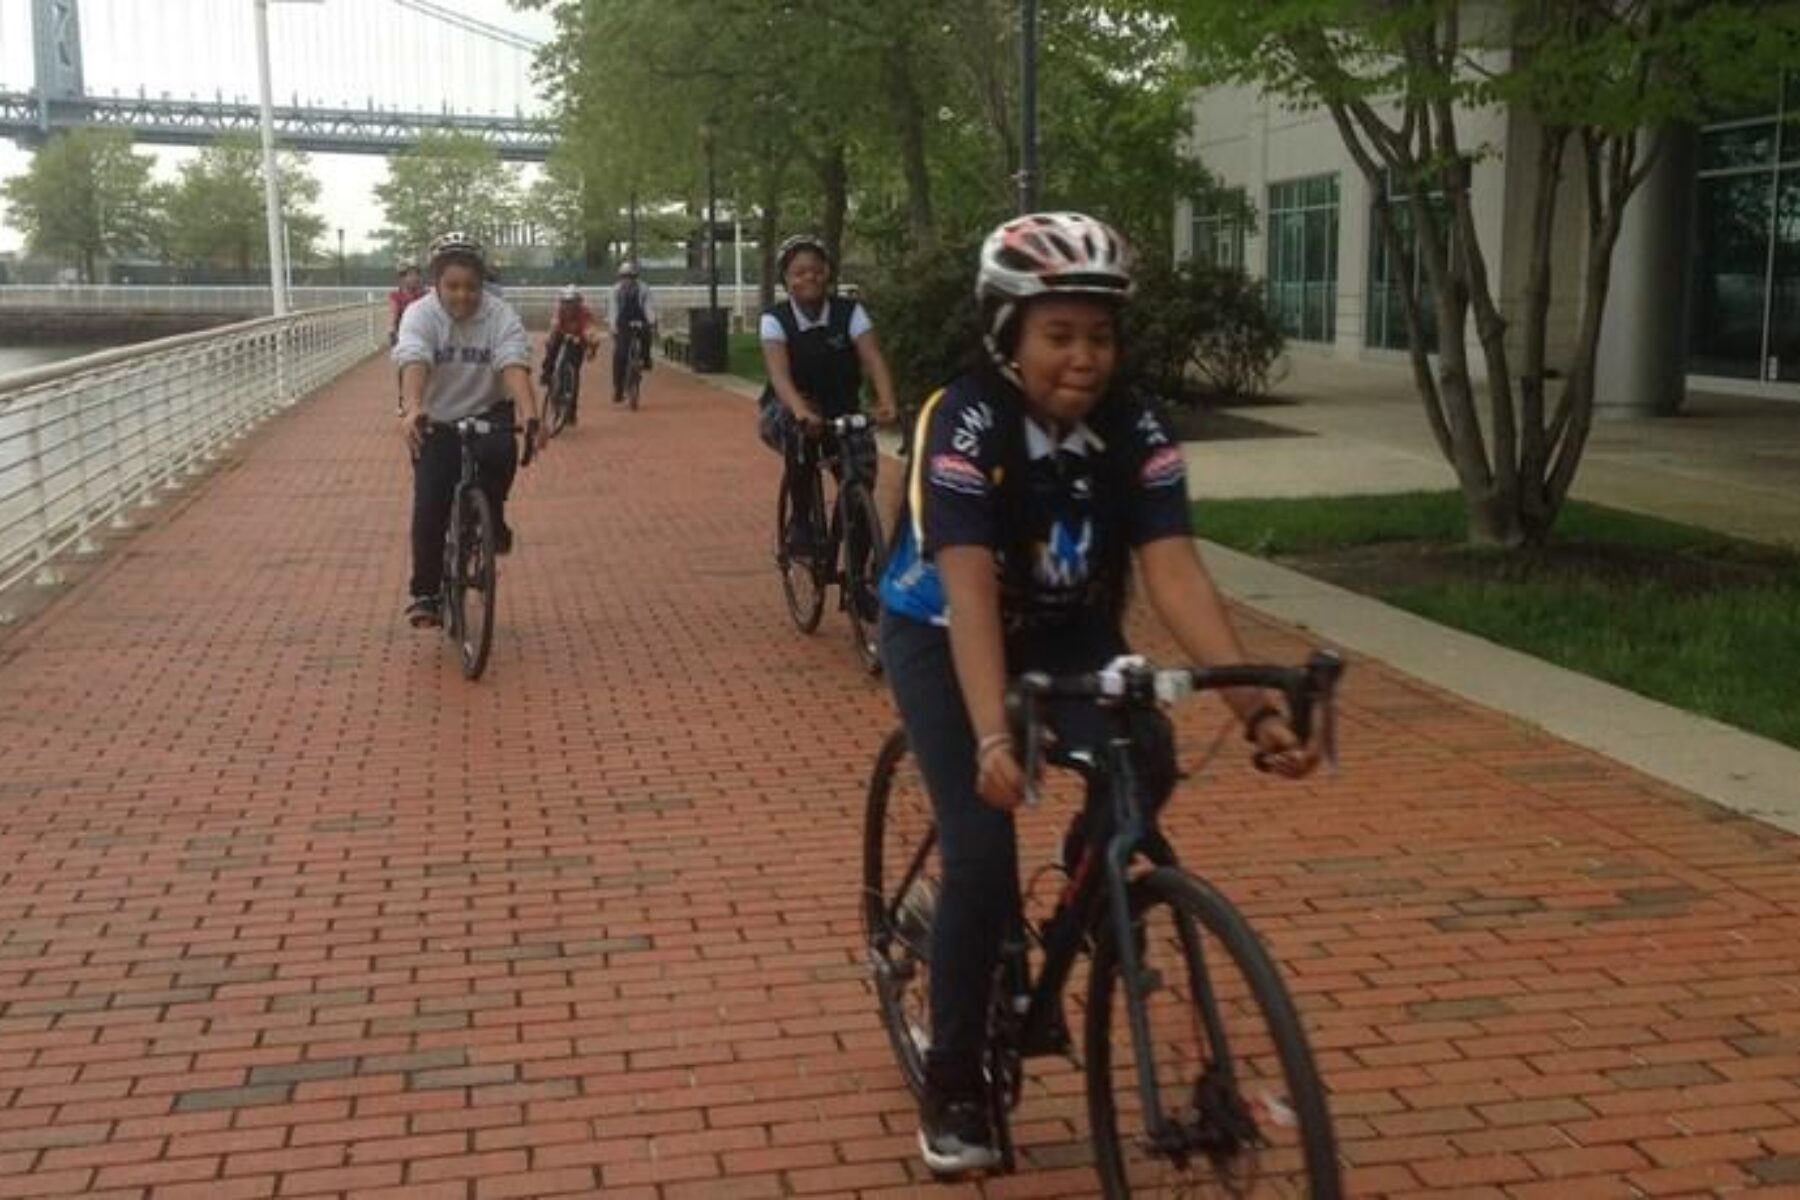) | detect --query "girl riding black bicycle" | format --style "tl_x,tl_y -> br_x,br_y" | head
758,234 -> 898,558
877,211 -> 1321,1175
